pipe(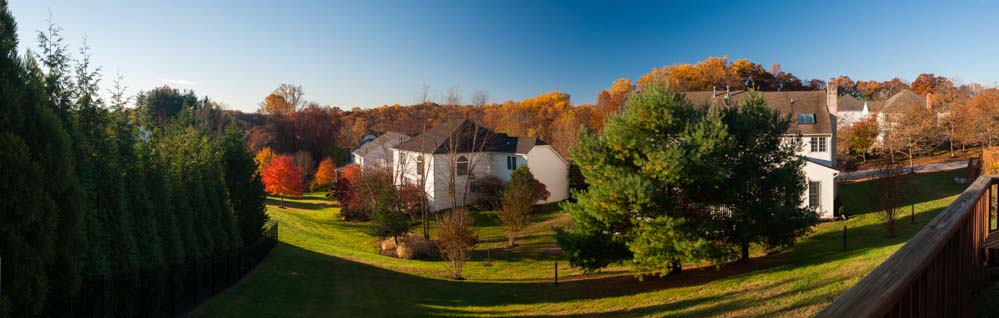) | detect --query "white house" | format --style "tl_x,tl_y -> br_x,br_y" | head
390,119 -> 569,212
352,131 -> 410,171
685,85 -> 840,219
837,94 -> 874,127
